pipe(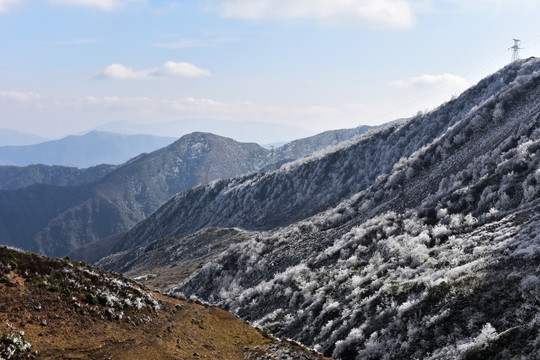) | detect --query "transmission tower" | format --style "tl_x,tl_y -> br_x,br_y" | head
509,39 -> 522,62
